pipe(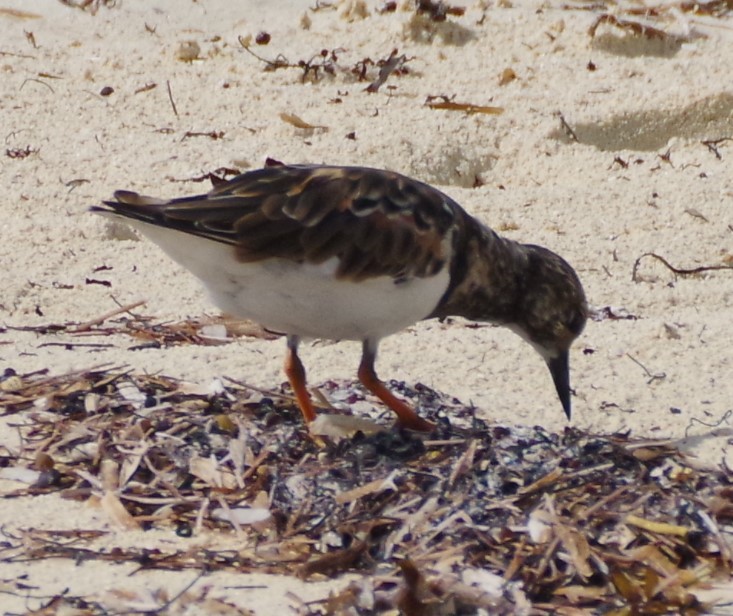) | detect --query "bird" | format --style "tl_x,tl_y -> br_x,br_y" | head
90,162 -> 587,432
